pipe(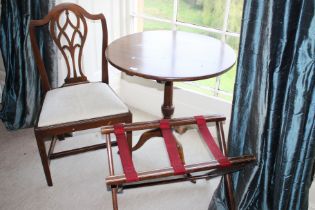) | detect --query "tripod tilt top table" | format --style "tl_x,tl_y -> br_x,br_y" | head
106,30 -> 236,152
